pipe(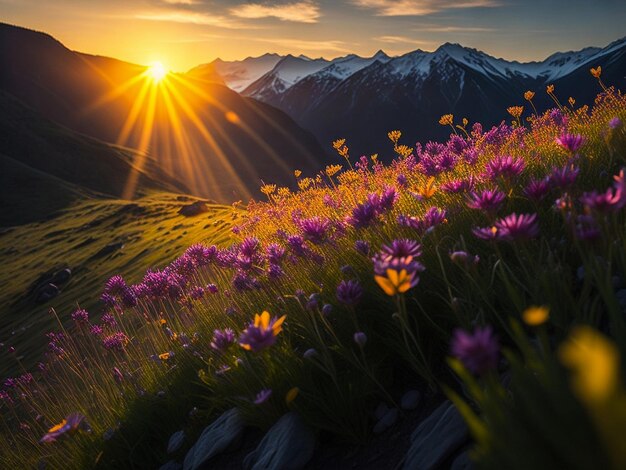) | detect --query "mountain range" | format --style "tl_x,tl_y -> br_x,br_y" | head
198,38 -> 626,156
